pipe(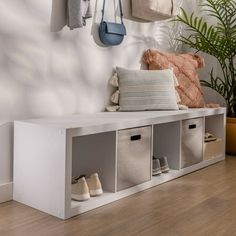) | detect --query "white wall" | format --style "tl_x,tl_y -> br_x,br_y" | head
0,0 -> 183,120
0,0 -> 182,201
